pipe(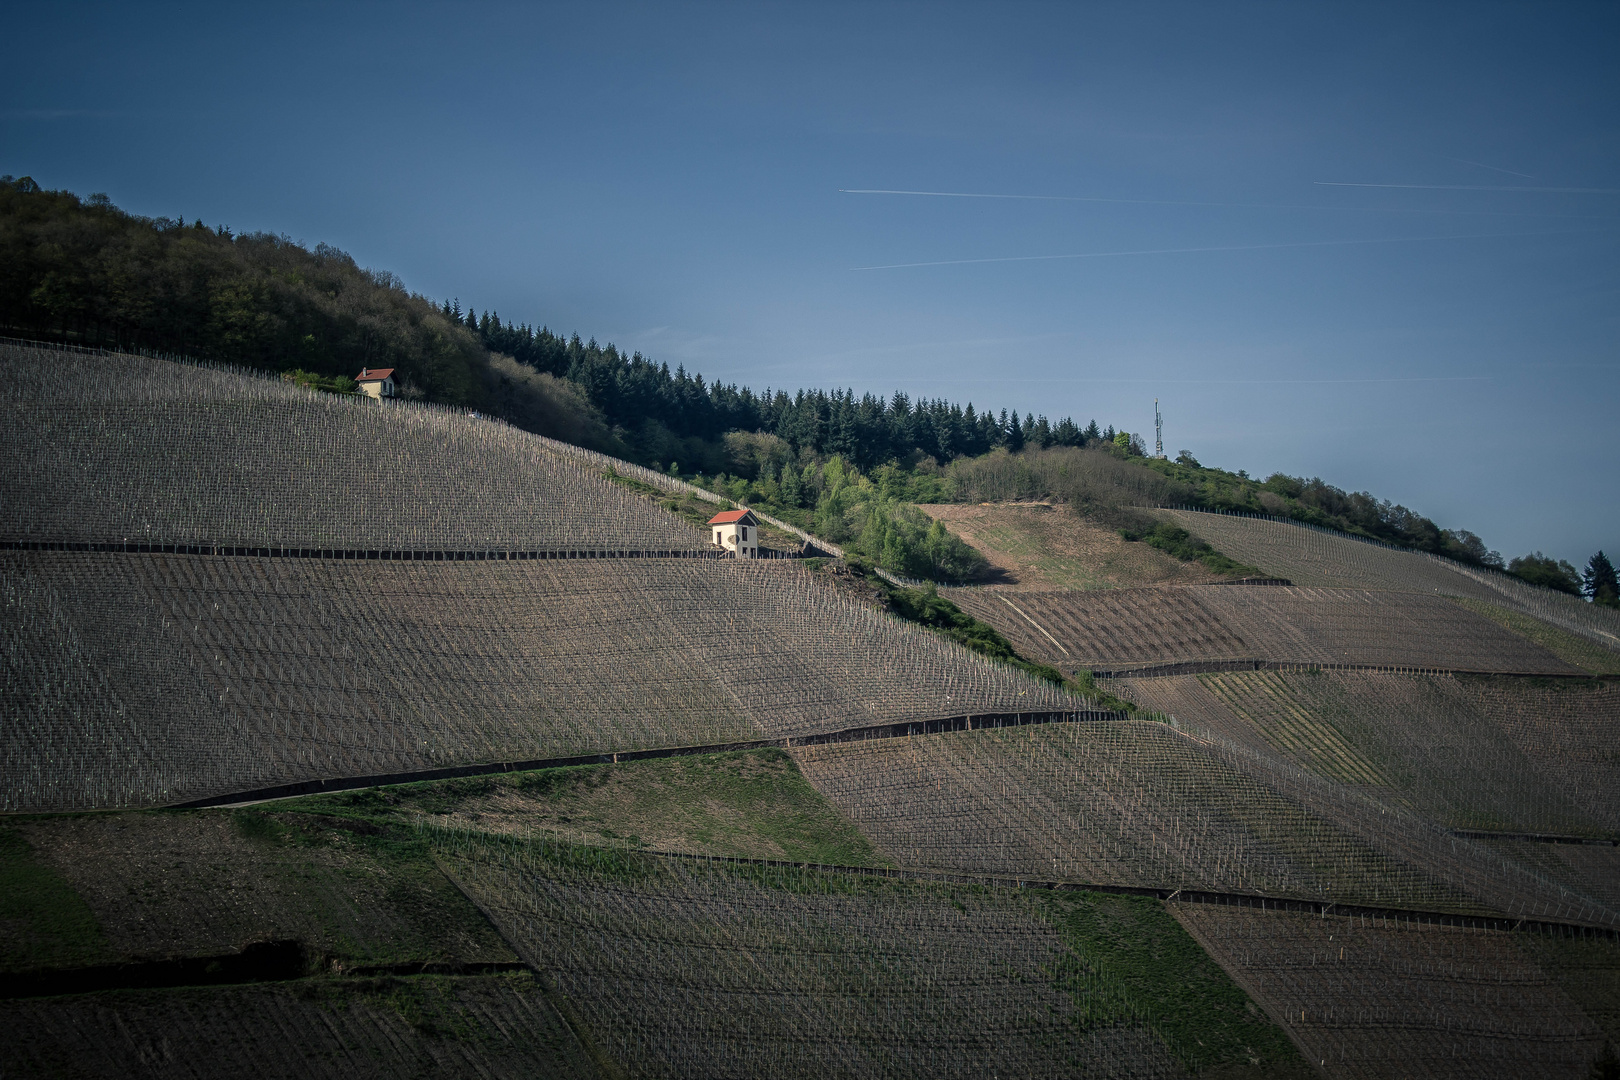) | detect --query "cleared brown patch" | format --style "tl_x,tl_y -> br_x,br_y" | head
920,502 -> 1222,591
